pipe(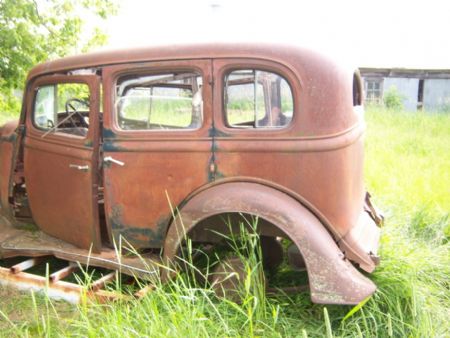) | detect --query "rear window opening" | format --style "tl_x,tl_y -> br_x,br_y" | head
224,69 -> 294,129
